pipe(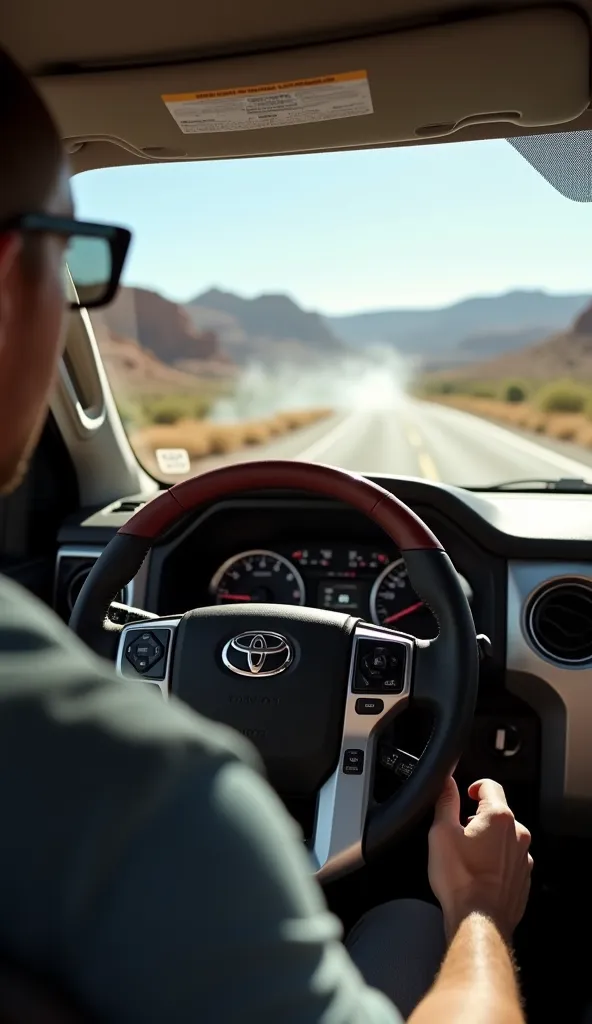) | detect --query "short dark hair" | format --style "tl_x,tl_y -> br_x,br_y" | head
0,49 -> 64,221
